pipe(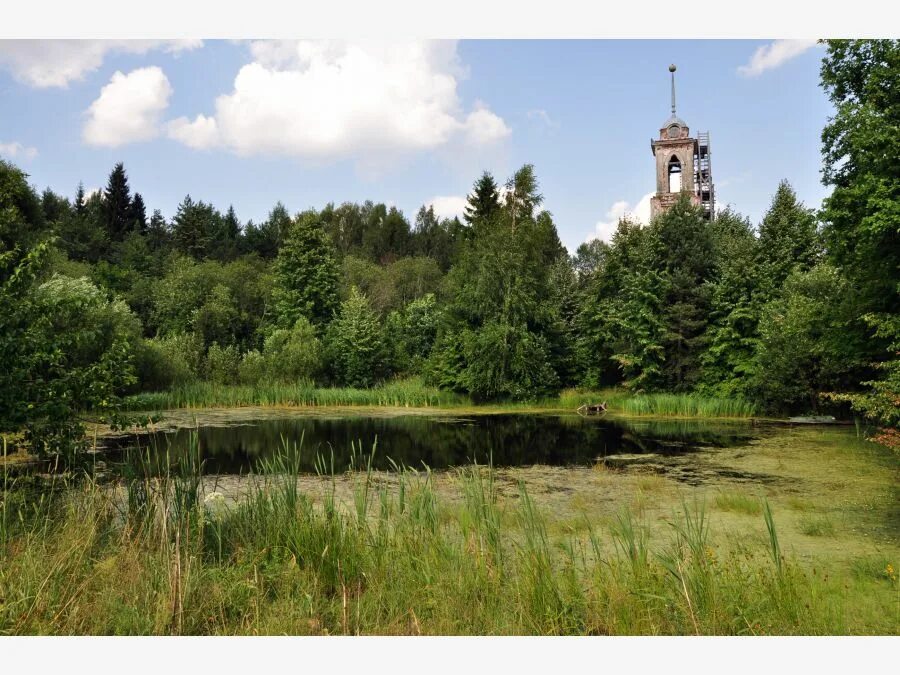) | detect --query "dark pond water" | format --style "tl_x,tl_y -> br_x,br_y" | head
116,413 -> 760,476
